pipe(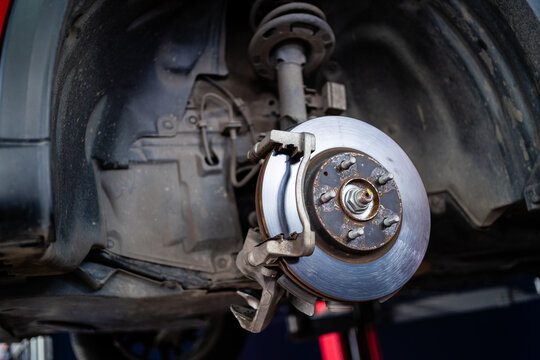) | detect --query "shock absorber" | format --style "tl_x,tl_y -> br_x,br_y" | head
232,2 -> 430,334
249,2 -> 335,127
